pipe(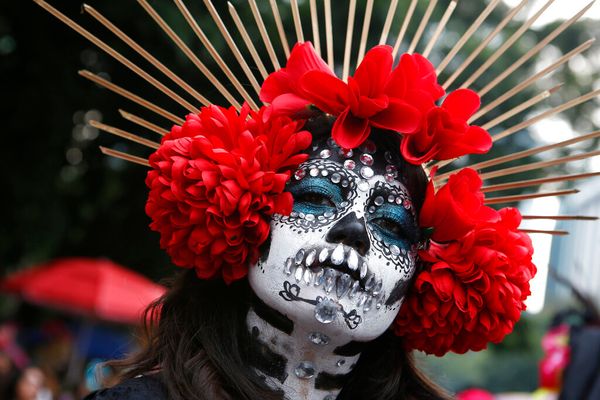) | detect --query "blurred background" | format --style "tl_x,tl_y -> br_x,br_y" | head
1,0 -> 599,399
